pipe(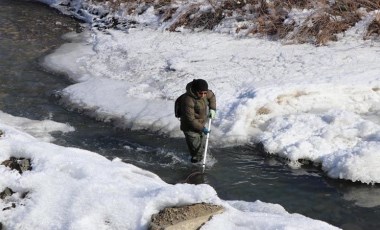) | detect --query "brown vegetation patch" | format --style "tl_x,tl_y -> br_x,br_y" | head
277,91 -> 308,104
168,4 -> 200,31
292,9 -> 360,45
164,2 -> 224,31
332,0 -> 380,13
294,91 -> 308,97
257,106 -> 271,115
68,0 -> 380,44
277,0 -> 315,9
158,6 -> 178,22
214,0 -> 380,43
366,13 -> 380,39
188,8 -> 224,30
221,0 -> 245,11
